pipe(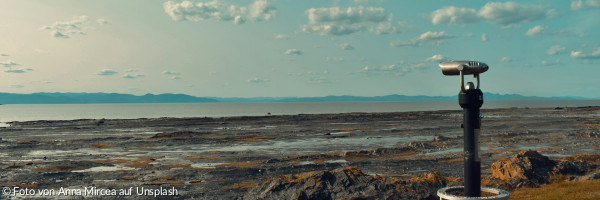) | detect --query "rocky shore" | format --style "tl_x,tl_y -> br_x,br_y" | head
0,106 -> 599,199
